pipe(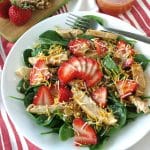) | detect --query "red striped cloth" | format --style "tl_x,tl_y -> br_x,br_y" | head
0,0 -> 150,150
